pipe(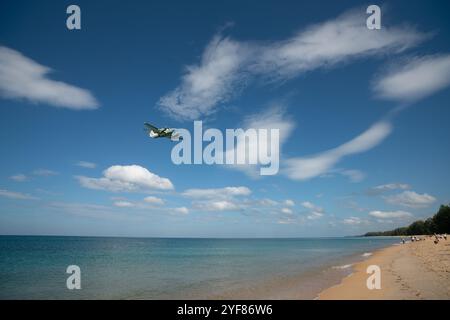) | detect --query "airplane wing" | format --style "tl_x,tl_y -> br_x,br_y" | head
144,123 -> 160,133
